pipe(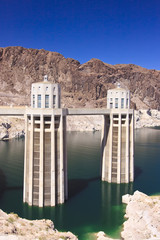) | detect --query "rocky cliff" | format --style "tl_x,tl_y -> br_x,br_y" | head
0,46 -> 160,110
